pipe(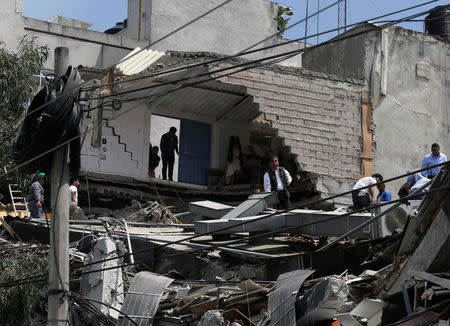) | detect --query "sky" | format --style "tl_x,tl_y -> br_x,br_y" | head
22,0 -> 448,44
